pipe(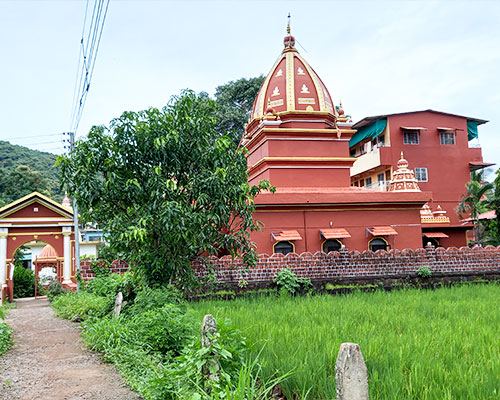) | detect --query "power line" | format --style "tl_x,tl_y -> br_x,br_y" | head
69,0 -> 110,137
5,133 -> 63,141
